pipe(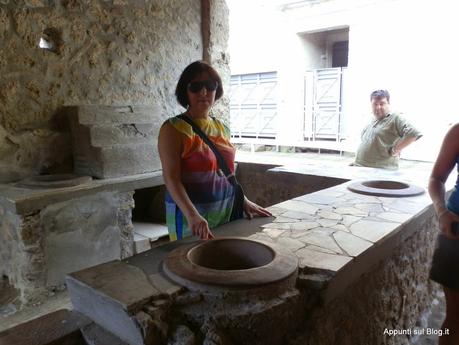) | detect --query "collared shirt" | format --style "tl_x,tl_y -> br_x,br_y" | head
354,112 -> 422,169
